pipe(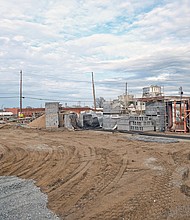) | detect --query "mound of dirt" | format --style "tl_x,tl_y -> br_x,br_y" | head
29,114 -> 46,128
